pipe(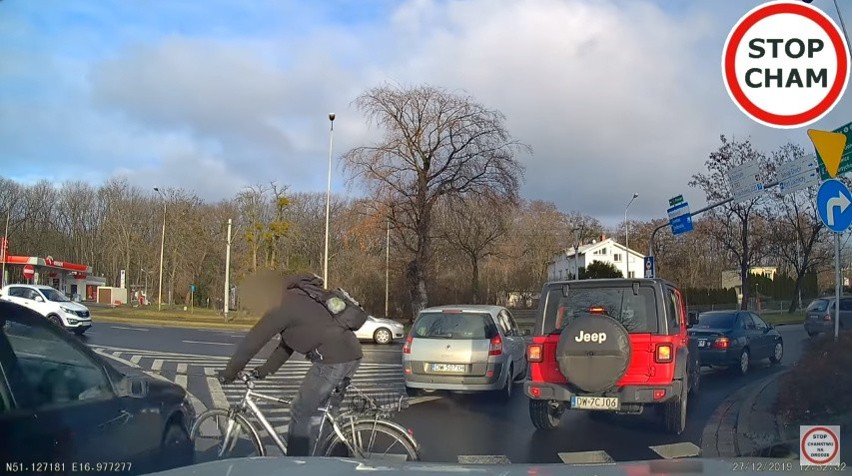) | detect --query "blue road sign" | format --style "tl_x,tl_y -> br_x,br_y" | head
191,284 -> 196,293
644,256 -> 655,279
817,179 -> 852,233
667,202 -> 694,236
